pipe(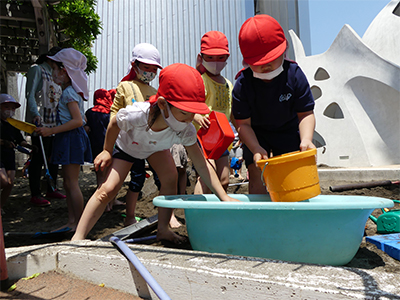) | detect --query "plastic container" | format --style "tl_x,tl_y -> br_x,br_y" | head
376,210 -> 400,233
256,148 -> 320,202
153,194 -> 394,265
197,111 -> 235,160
